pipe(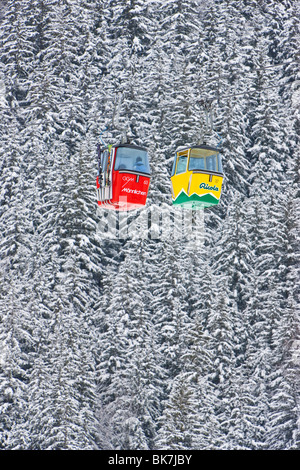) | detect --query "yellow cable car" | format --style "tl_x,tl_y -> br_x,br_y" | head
170,144 -> 224,209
